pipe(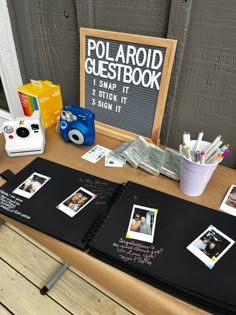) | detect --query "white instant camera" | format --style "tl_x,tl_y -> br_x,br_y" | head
3,111 -> 46,157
